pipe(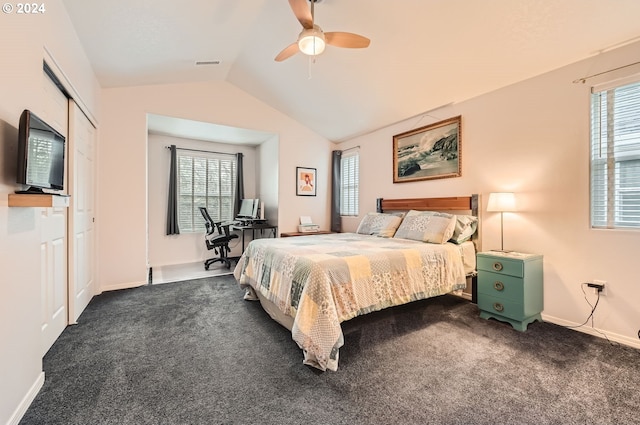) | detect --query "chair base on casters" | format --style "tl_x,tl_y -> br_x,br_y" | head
204,255 -> 240,270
